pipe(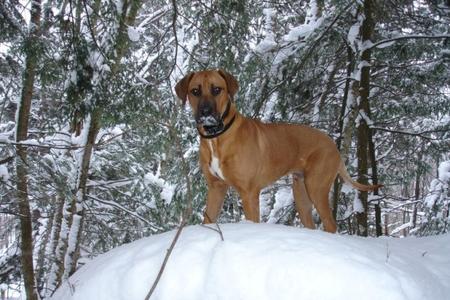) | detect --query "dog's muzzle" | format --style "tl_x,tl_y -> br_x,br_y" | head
197,115 -> 224,135
197,115 -> 220,126
196,101 -> 223,133
195,97 -> 235,139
